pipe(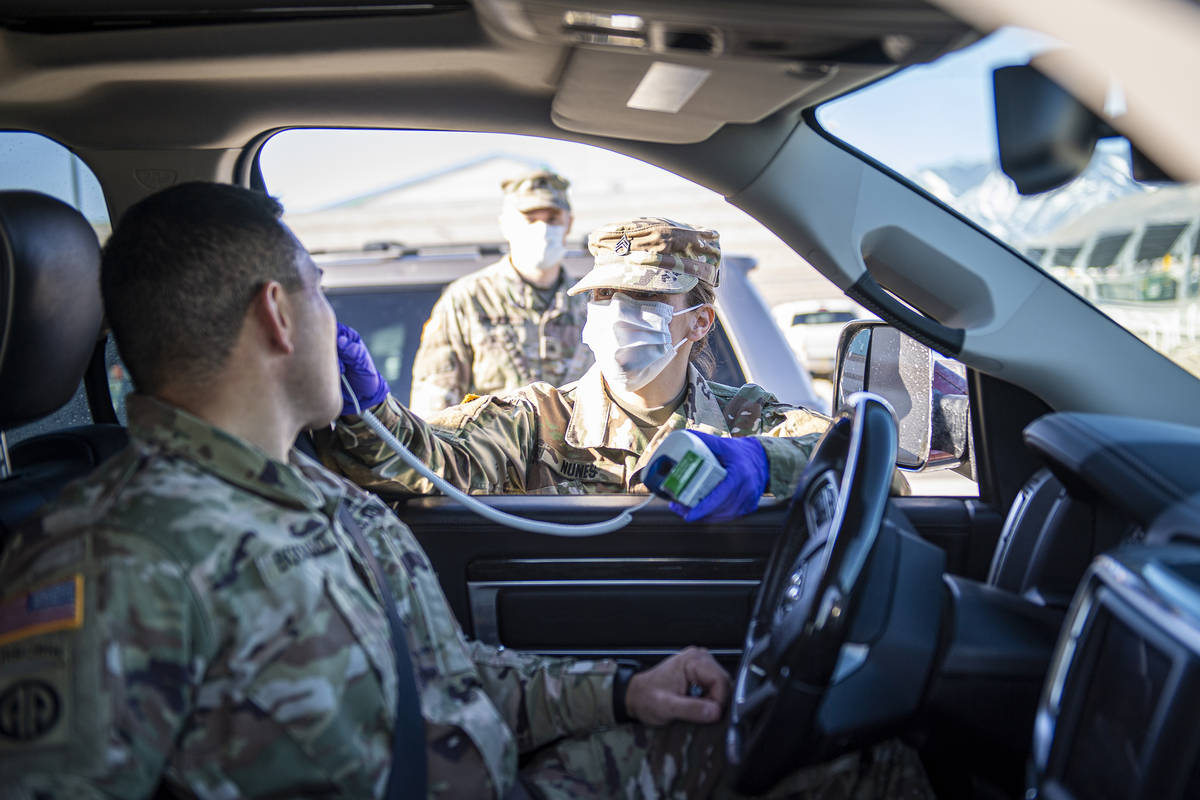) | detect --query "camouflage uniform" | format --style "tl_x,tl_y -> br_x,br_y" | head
409,169 -> 593,416
408,257 -> 593,416
0,397 -> 930,800
323,363 -> 831,497
526,725 -> 933,799
0,395 -> 618,798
